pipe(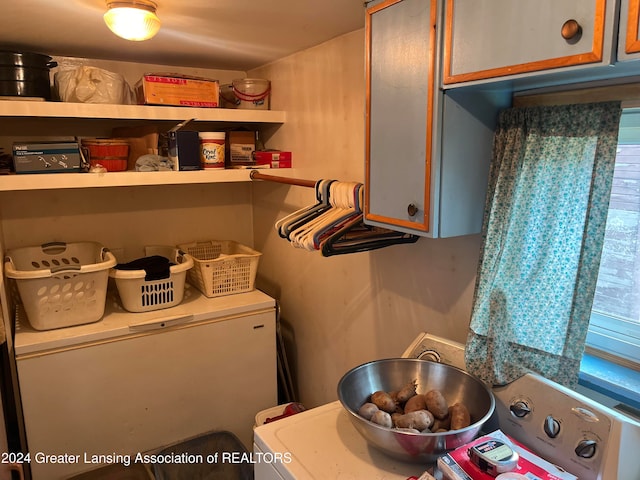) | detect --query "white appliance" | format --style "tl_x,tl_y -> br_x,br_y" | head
254,333 -> 640,480
14,288 -> 277,480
